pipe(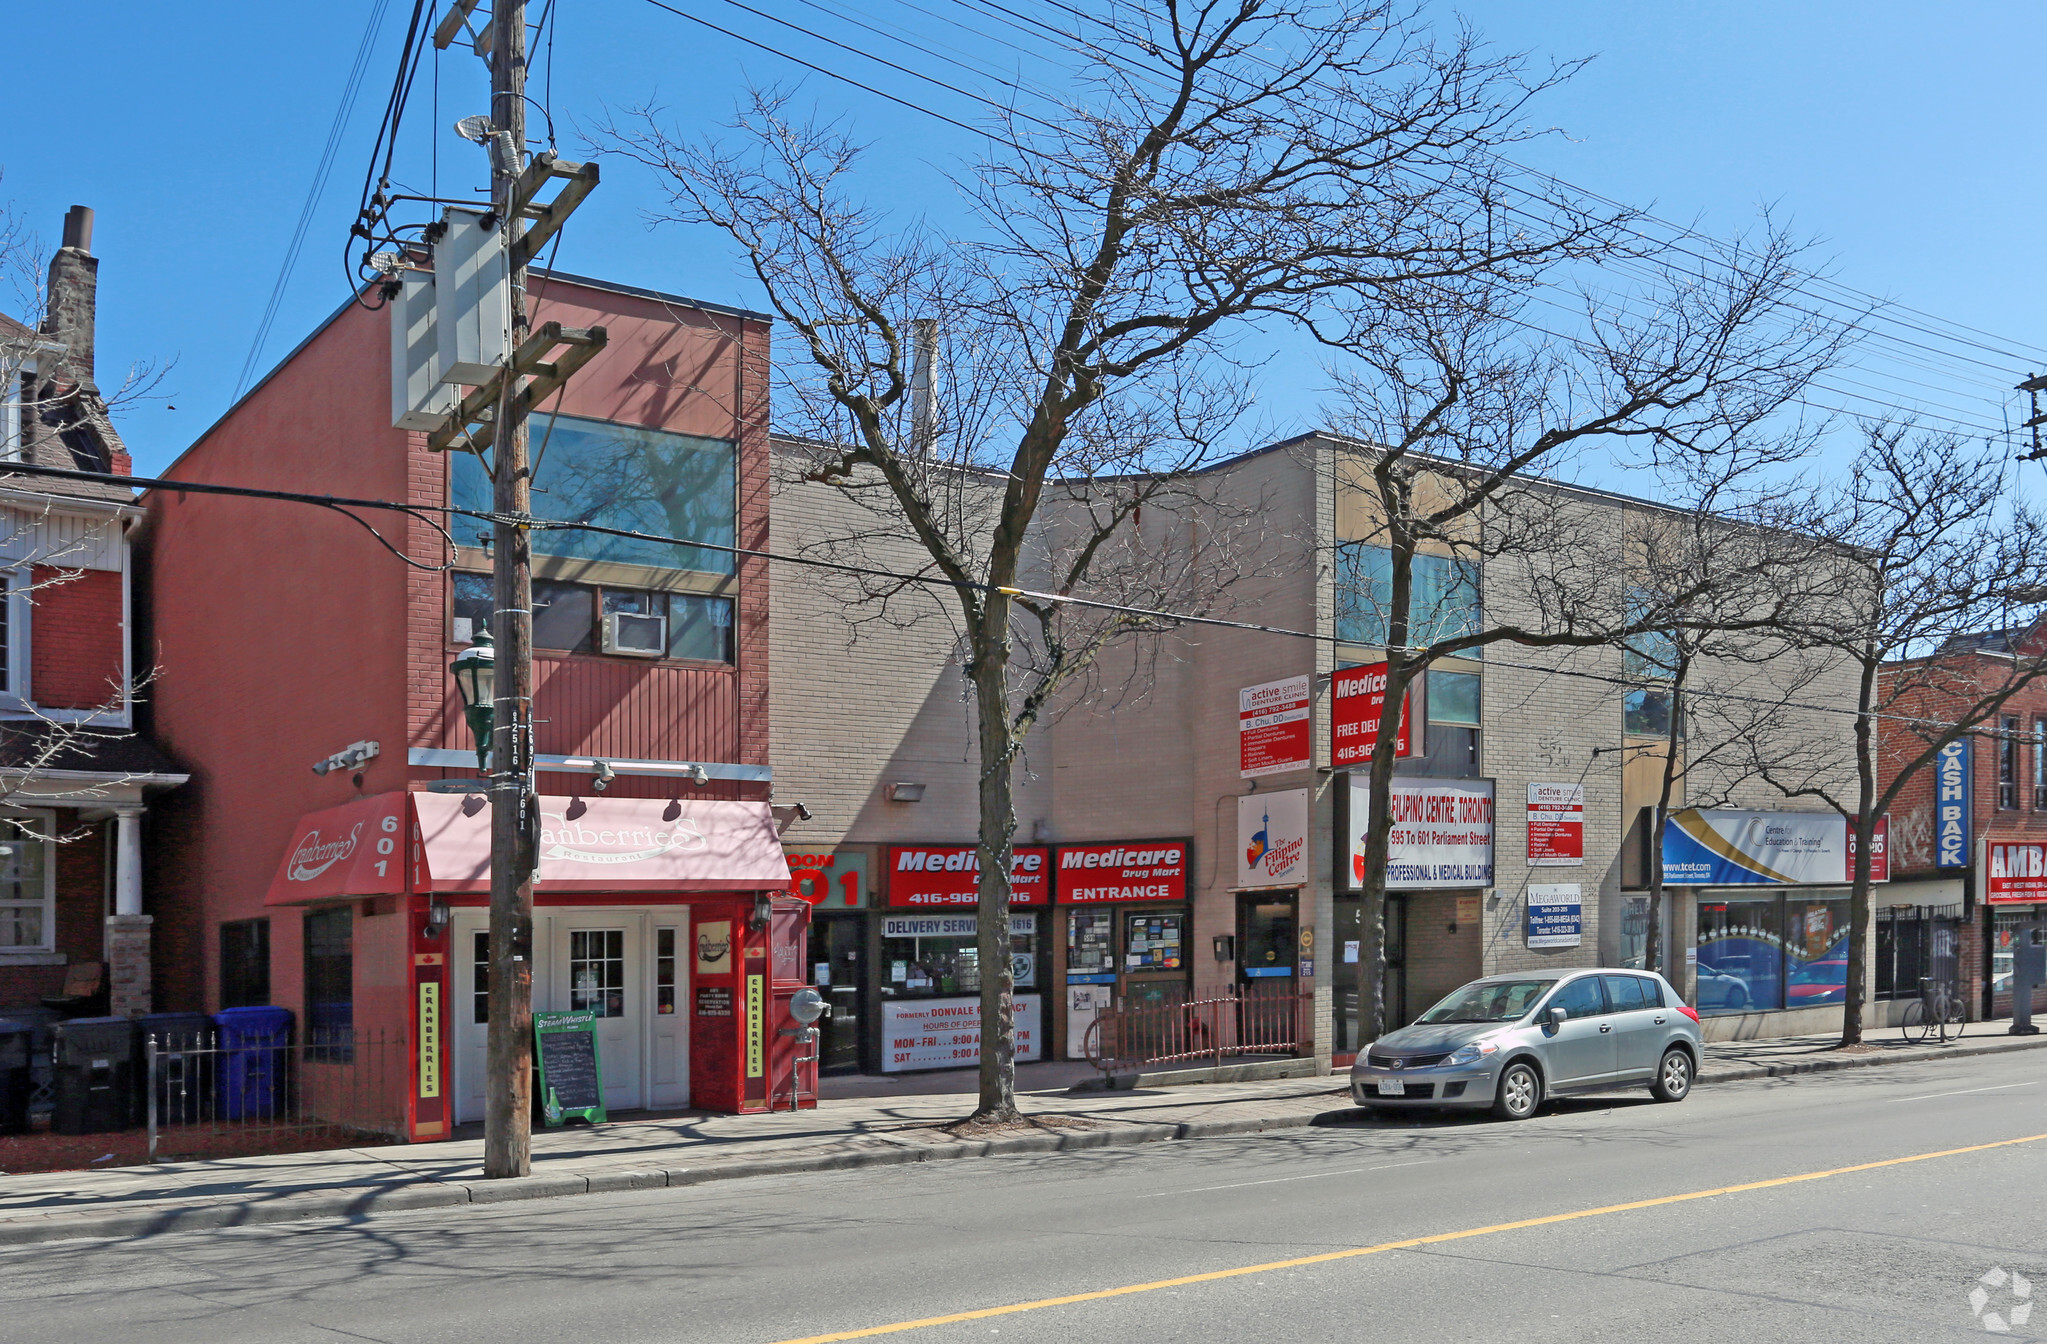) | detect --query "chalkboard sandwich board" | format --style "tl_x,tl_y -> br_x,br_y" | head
534,1009 -> 607,1127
